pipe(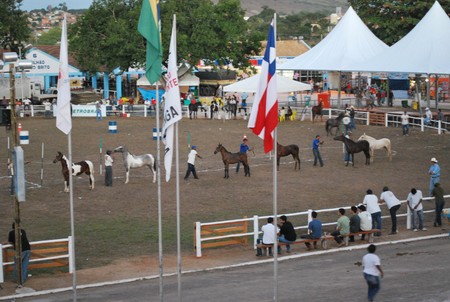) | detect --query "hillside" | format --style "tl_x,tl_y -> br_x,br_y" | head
213,0 -> 349,16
